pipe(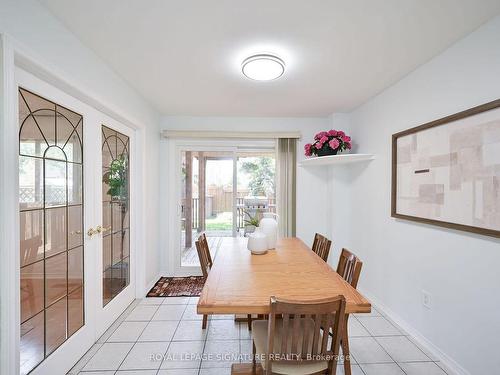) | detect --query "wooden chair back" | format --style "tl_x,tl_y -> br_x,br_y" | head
265,296 -> 346,374
195,233 -> 212,278
336,248 -> 363,288
312,233 -> 332,262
